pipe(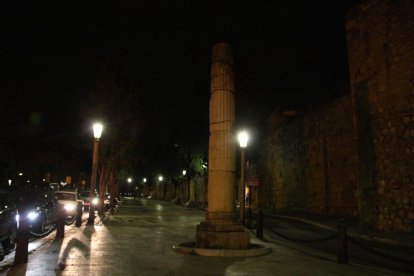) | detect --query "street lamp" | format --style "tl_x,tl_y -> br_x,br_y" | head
158,175 -> 163,200
238,130 -> 249,225
127,178 -> 132,196
87,122 -> 103,225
